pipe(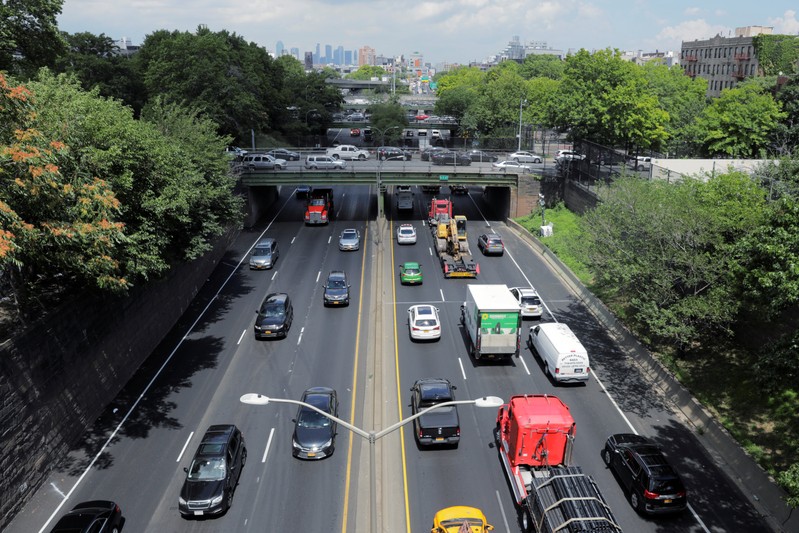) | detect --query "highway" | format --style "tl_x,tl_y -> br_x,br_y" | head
7,185 -> 770,533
